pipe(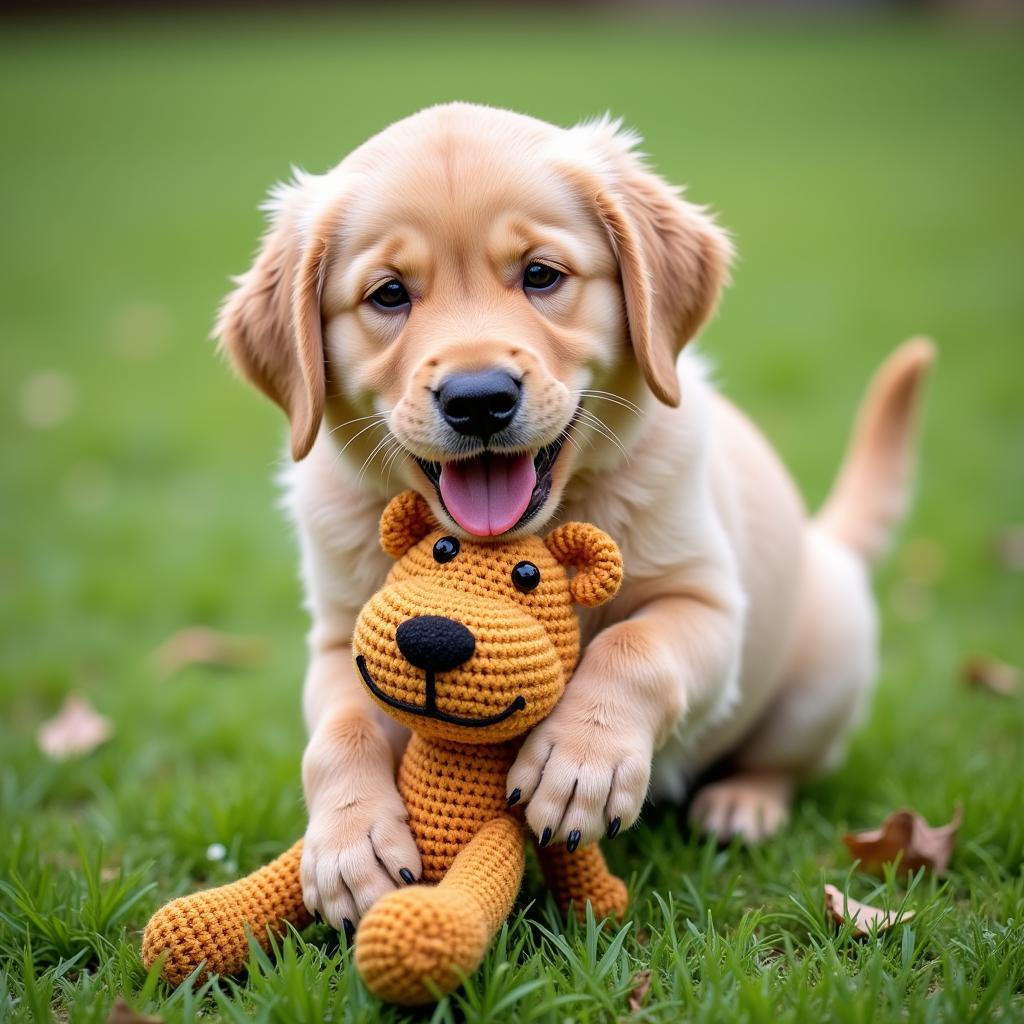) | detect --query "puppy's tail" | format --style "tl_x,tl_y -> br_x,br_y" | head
817,338 -> 935,565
